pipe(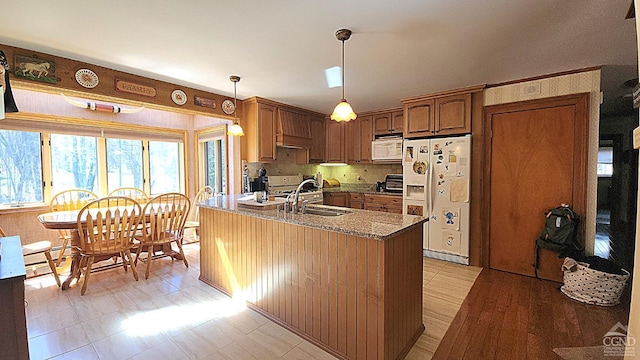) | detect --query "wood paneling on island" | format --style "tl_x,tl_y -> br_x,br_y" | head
199,207 -> 424,360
